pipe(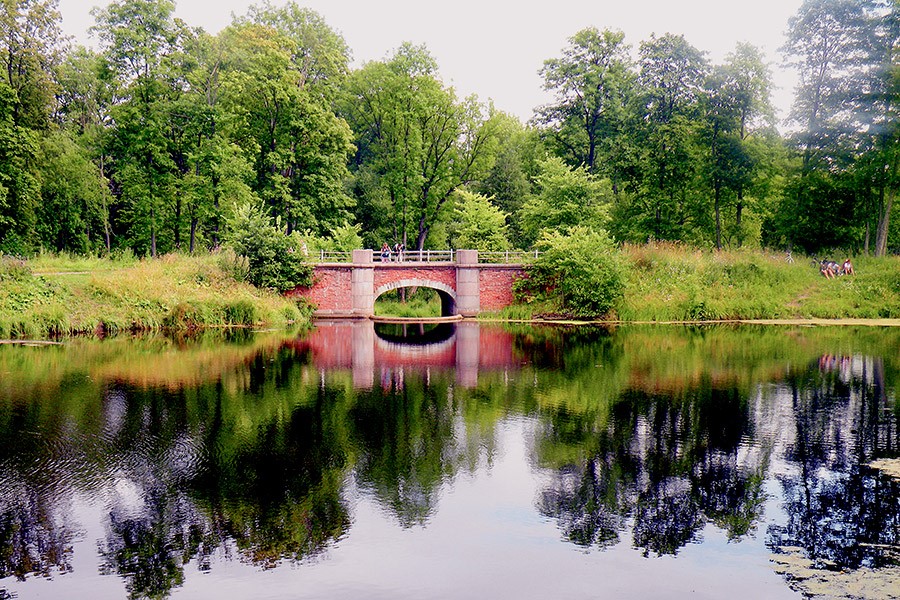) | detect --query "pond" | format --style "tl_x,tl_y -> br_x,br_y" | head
1,321 -> 899,599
